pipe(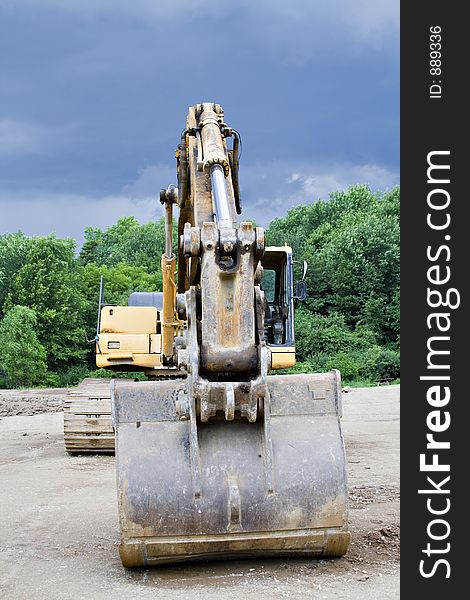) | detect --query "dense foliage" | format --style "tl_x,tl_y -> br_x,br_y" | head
0,217 -> 164,387
266,185 -> 400,382
0,305 -> 50,387
0,186 -> 399,387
